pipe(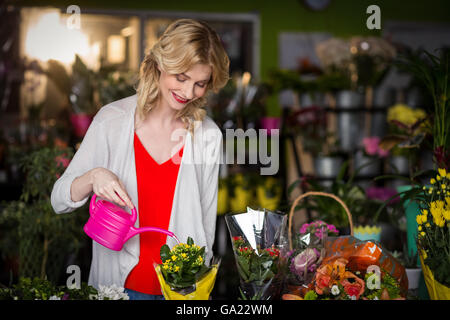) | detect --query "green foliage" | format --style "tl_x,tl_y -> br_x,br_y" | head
396,49 -> 450,156
0,147 -> 88,281
0,277 -> 97,300
304,290 -> 318,300
231,236 -> 280,286
289,160 -> 386,227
